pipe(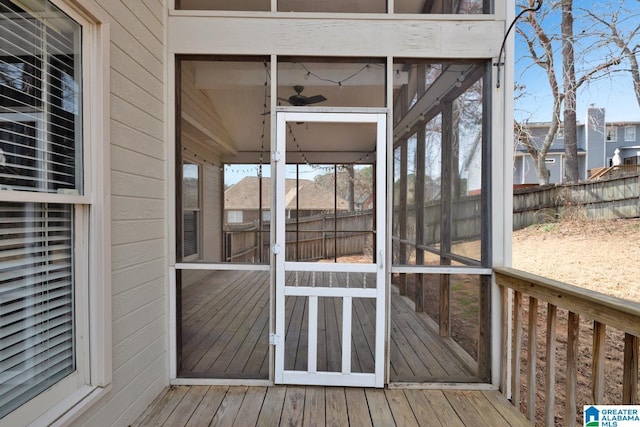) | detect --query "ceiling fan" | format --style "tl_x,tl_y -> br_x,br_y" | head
279,85 -> 327,106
